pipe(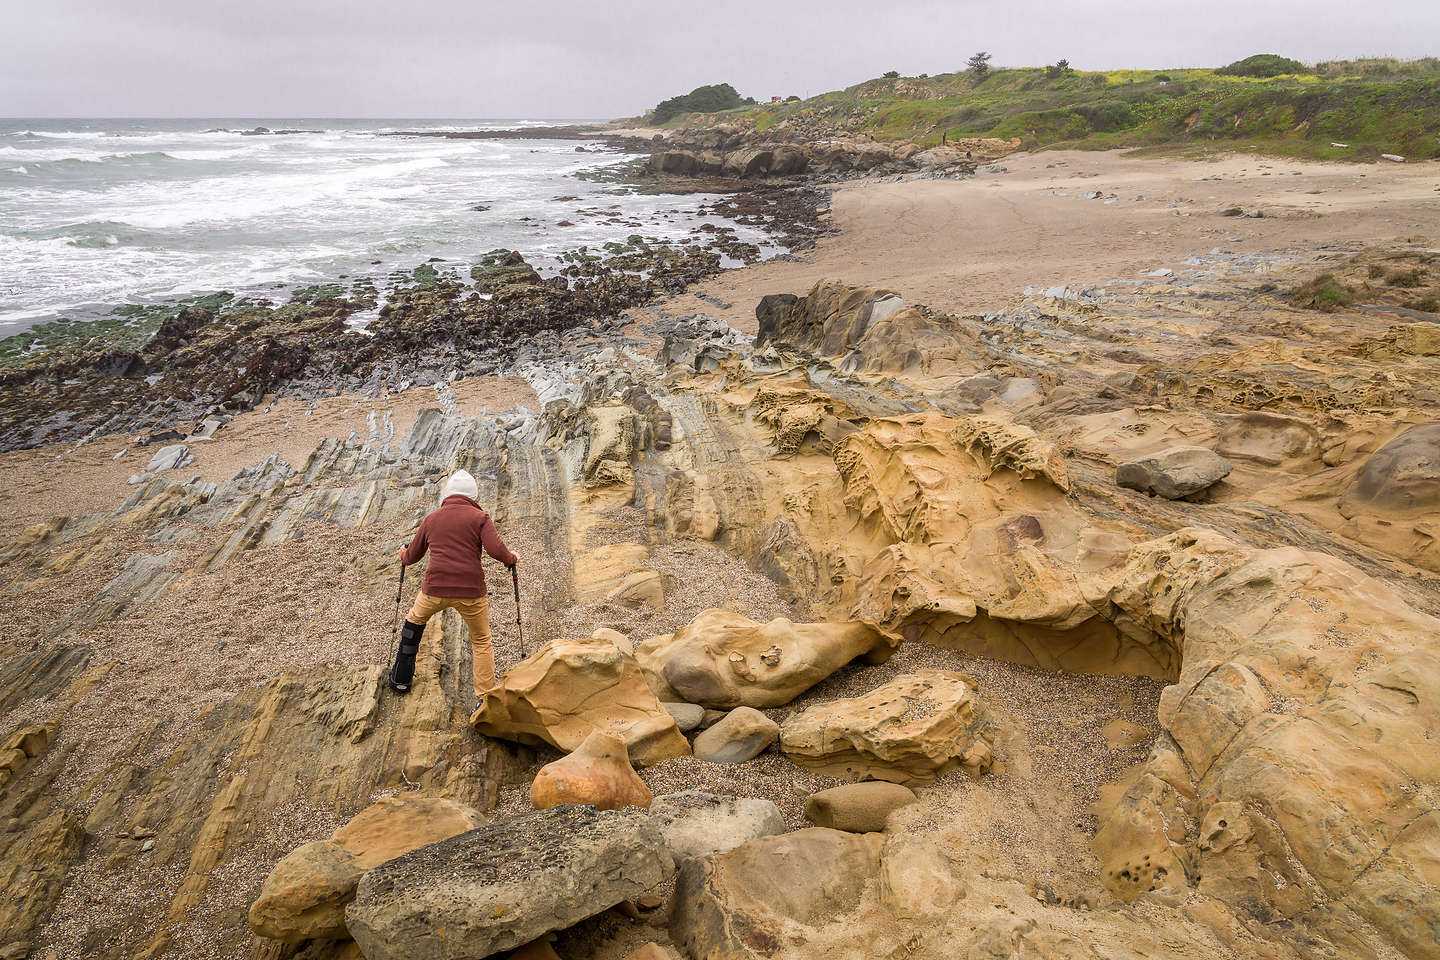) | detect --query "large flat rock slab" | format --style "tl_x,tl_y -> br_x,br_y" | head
345,805 -> 674,960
